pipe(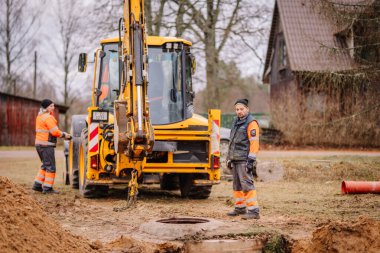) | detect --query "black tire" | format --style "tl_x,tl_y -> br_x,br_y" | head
64,140 -> 70,185
160,174 -> 180,190
70,136 -> 81,188
69,115 -> 87,189
64,163 -> 70,185
179,174 -> 212,199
